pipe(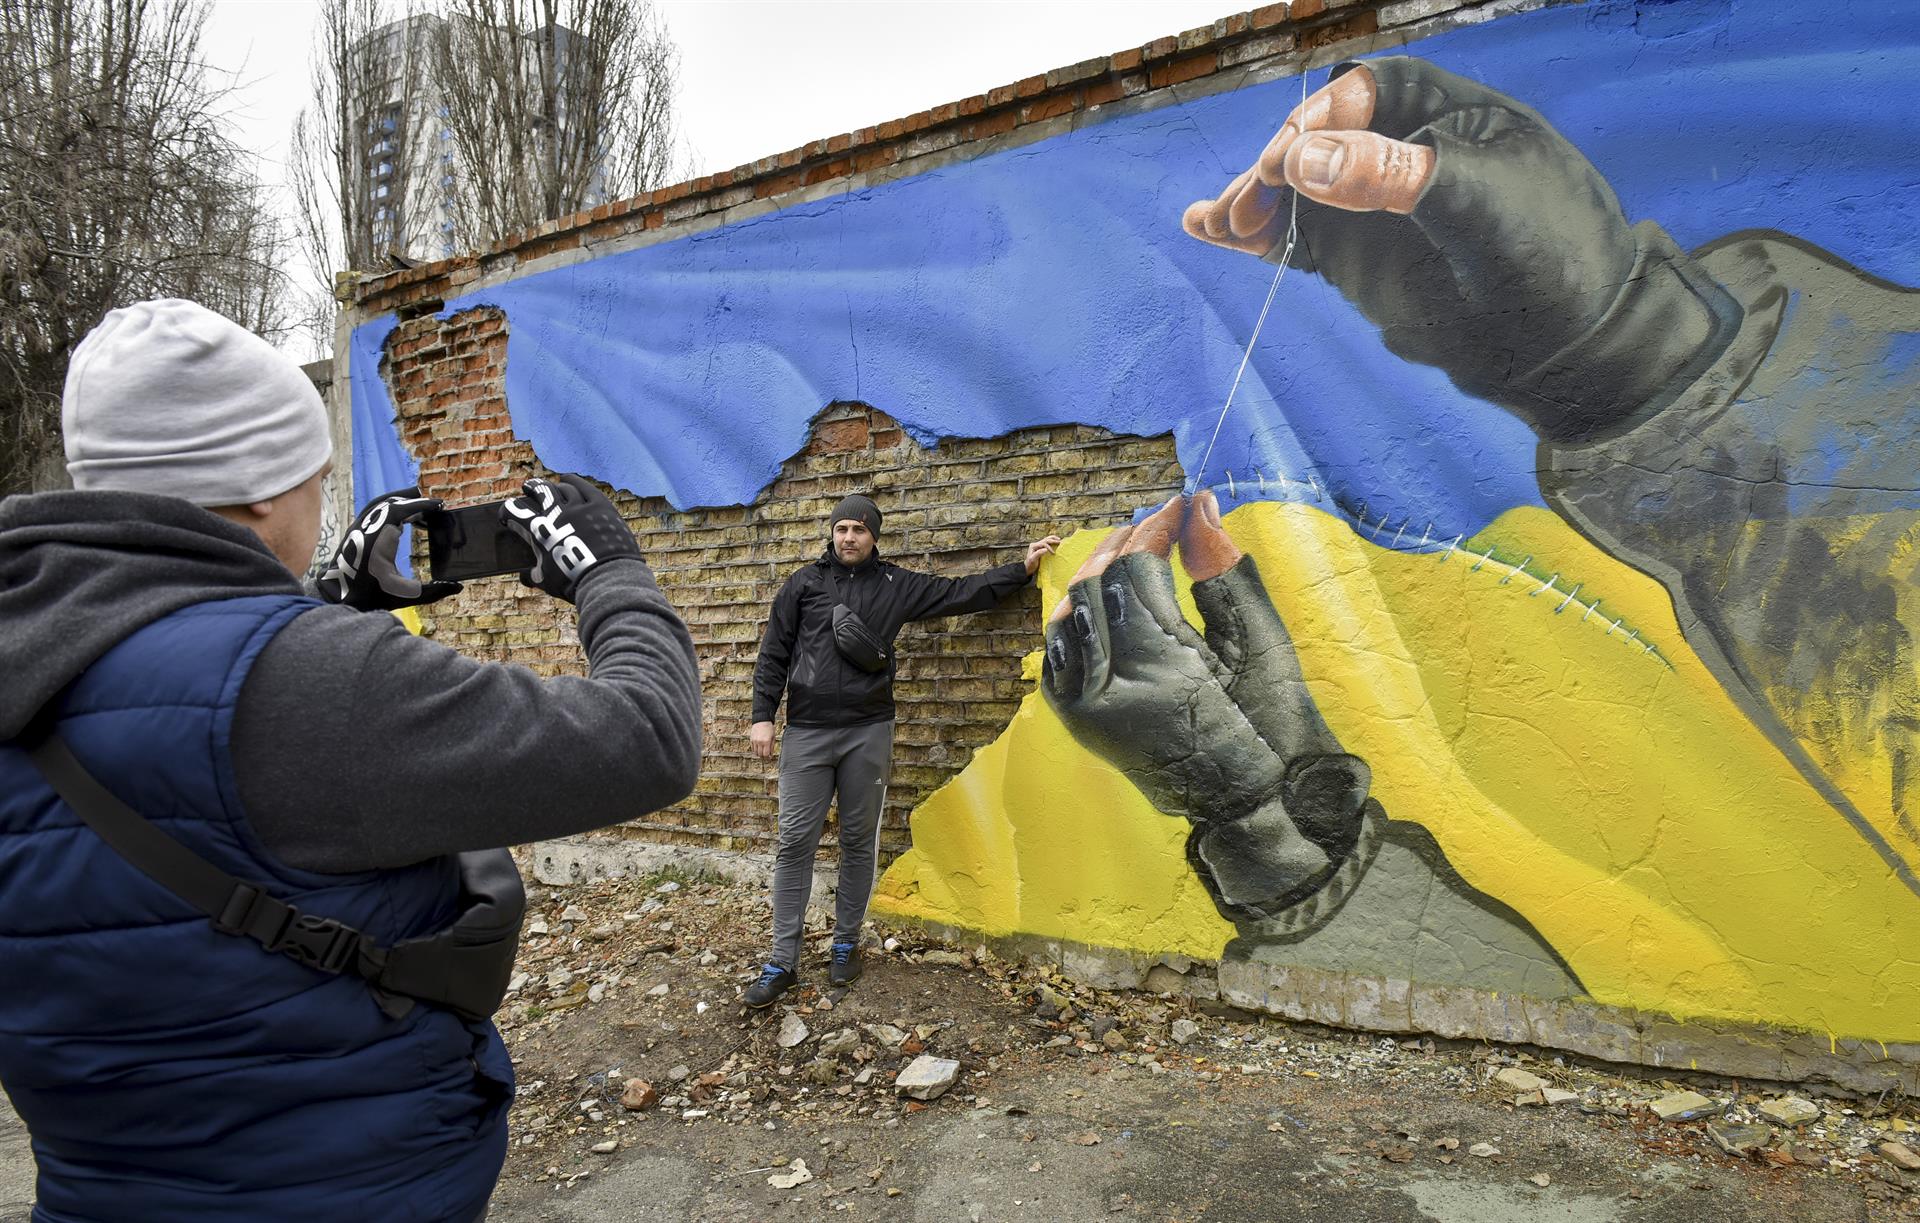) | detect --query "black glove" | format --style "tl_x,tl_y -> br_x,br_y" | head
1278,56 -> 1741,441
318,487 -> 463,611
499,473 -> 642,603
1041,550 -> 1377,921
